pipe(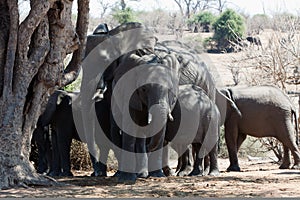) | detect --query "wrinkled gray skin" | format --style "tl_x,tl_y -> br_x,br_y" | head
165,85 -> 220,176
110,51 -> 178,182
223,85 -> 300,171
